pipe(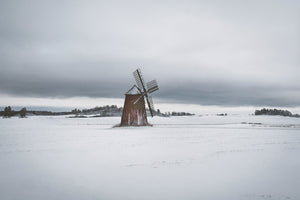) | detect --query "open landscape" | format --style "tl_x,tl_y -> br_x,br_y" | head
1,1 -> 299,199
1,115 -> 299,200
